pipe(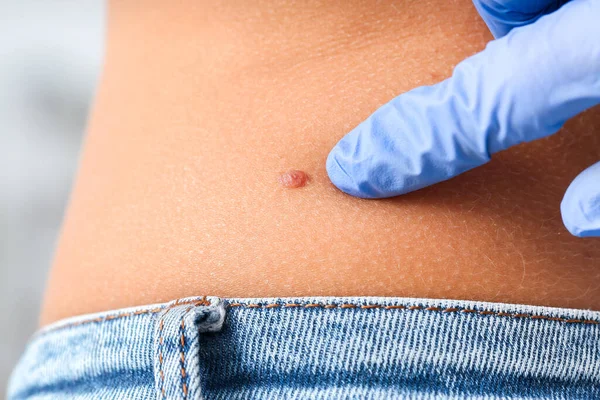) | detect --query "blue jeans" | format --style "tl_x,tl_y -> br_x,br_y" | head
8,296 -> 600,399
